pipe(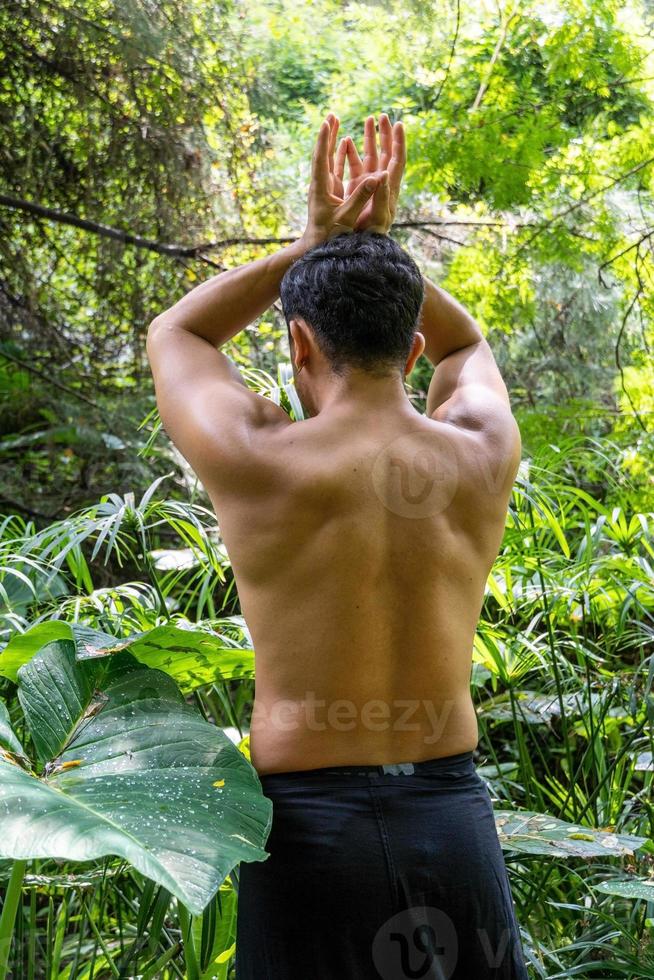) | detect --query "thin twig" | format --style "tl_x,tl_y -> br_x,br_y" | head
431,0 -> 461,107
615,285 -> 648,433
0,347 -> 110,419
598,230 -> 654,286
470,8 -> 520,112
